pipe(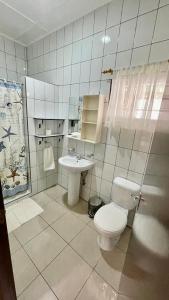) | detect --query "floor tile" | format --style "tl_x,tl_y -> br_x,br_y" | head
9,232 -> 21,255
40,201 -> 67,225
70,226 -> 101,267
117,227 -> 131,253
14,216 -> 48,245
51,213 -> 86,243
18,275 -> 58,300
42,245 -> 92,300
6,211 -> 21,233
32,192 -> 54,209
71,199 -> 90,224
76,271 -> 118,300
24,226 -> 66,272
45,185 -> 67,201
12,198 -> 43,224
95,247 -> 126,292
12,248 -> 39,296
